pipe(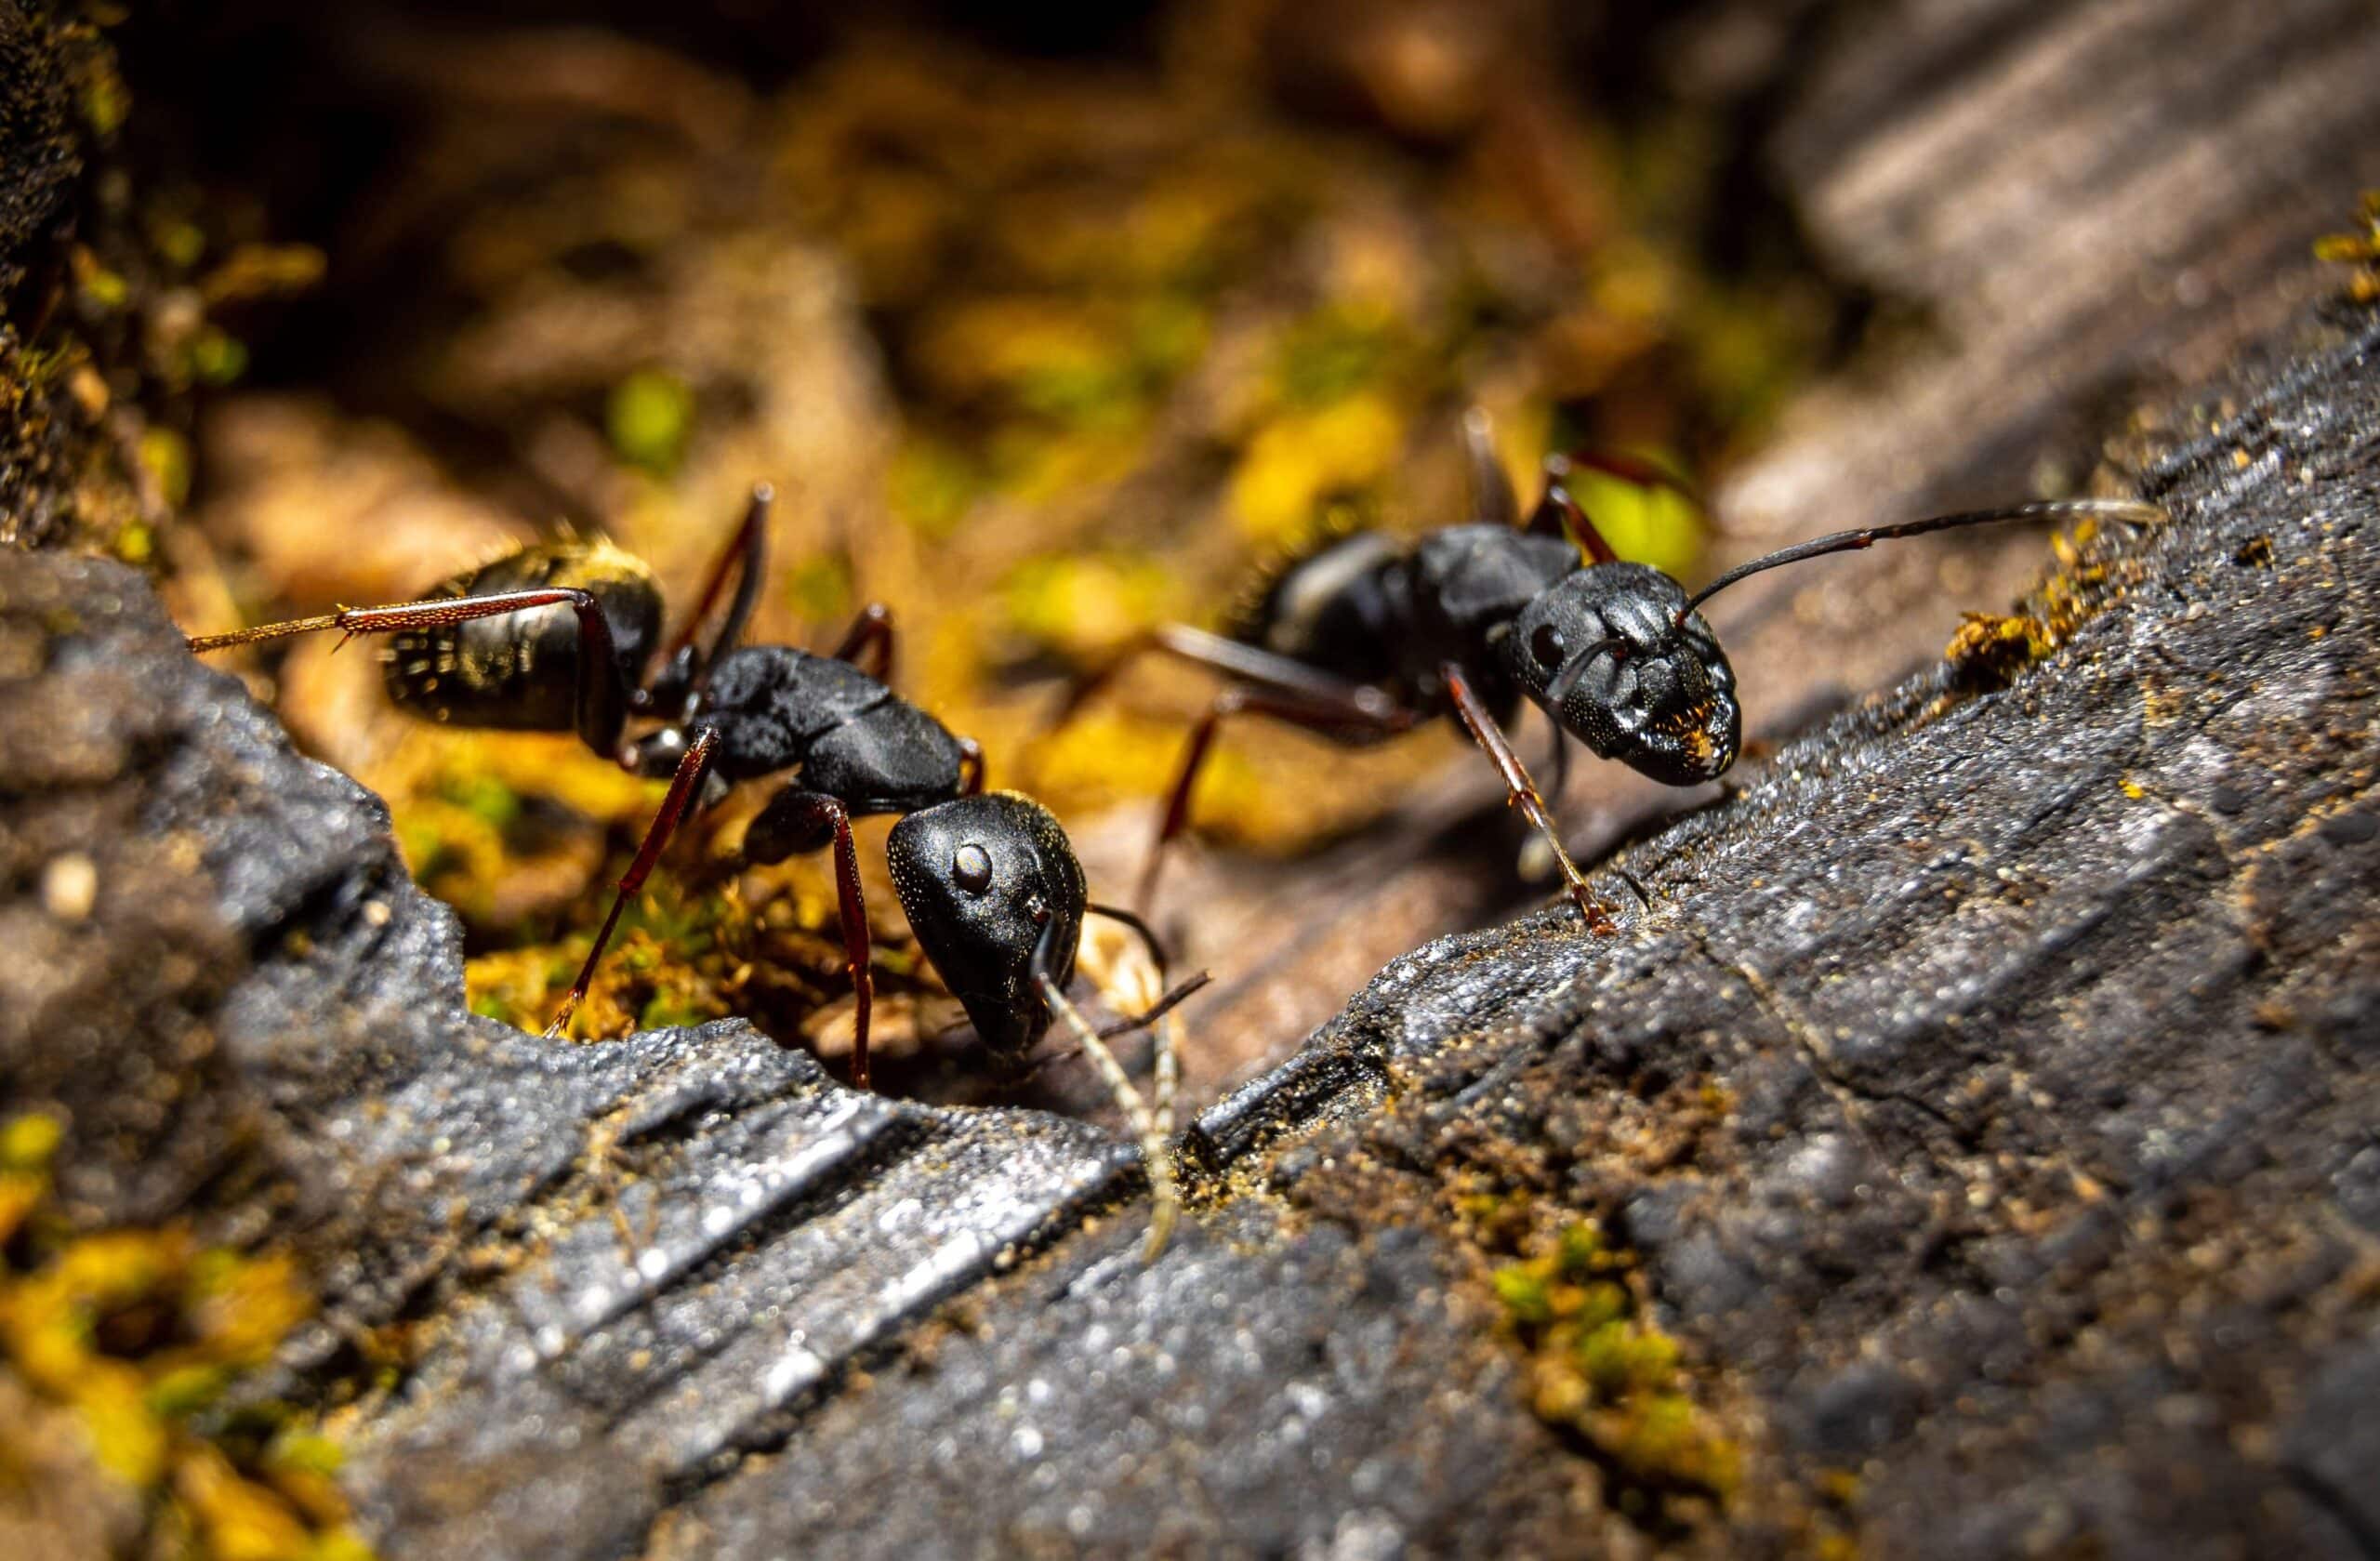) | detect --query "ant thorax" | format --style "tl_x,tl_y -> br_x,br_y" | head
1399,526 -> 1579,709
695,644 -> 968,802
